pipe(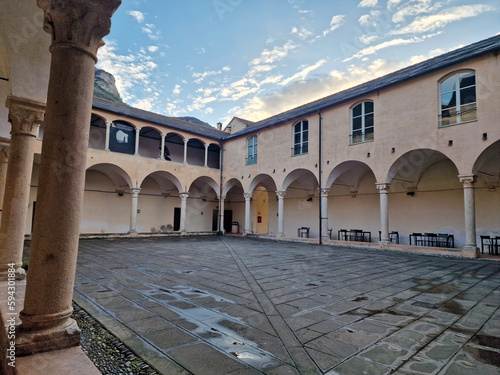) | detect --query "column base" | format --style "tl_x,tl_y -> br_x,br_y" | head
463,246 -> 480,257
16,318 -> 80,356
0,265 -> 26,281
379,240 -> 390,245
127,230 -> 138,236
